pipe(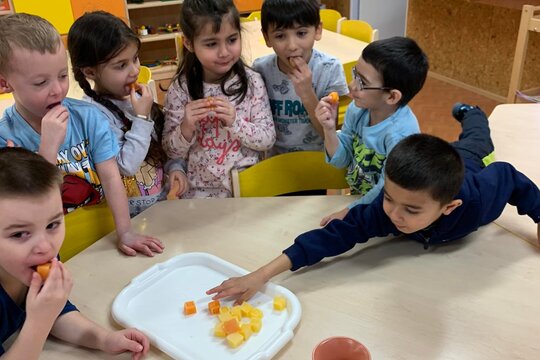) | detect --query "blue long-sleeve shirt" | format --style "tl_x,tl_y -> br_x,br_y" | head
284,160 -> 540,270
327,103 -> 420,208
